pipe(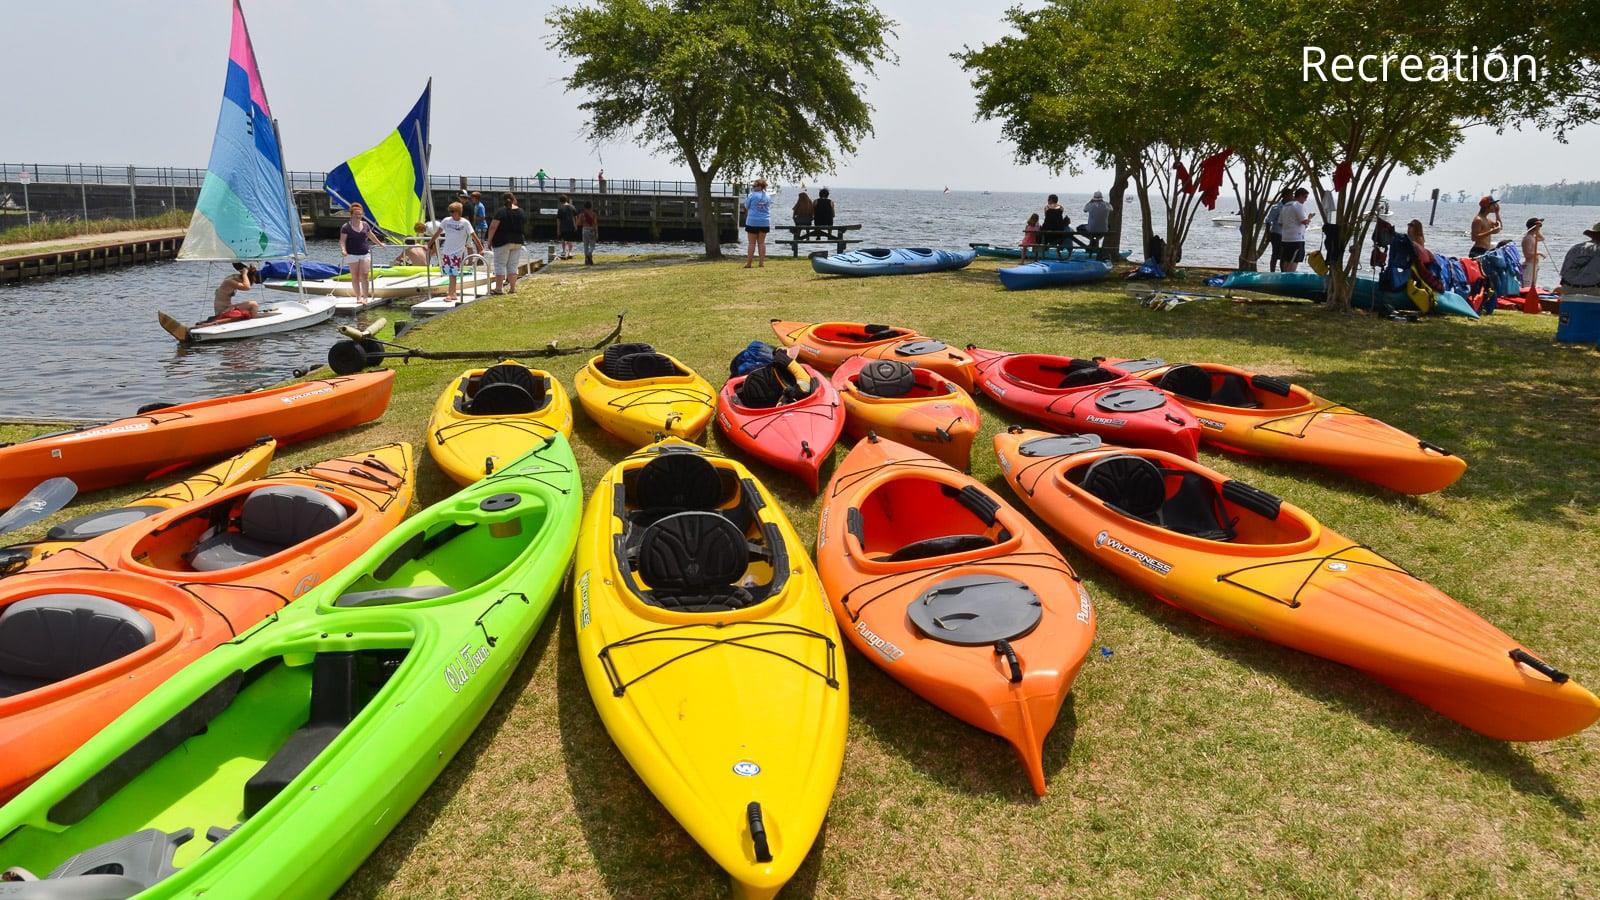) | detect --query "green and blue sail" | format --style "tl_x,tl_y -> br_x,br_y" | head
323,82 -> 432,239
179,0 -> 304,262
